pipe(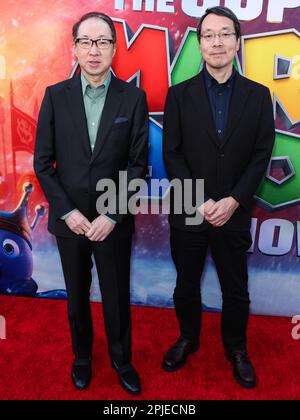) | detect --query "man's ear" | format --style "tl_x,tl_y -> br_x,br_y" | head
236,37 -> 241,52
72,43 -> 78,61
112,43 -> 117,58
